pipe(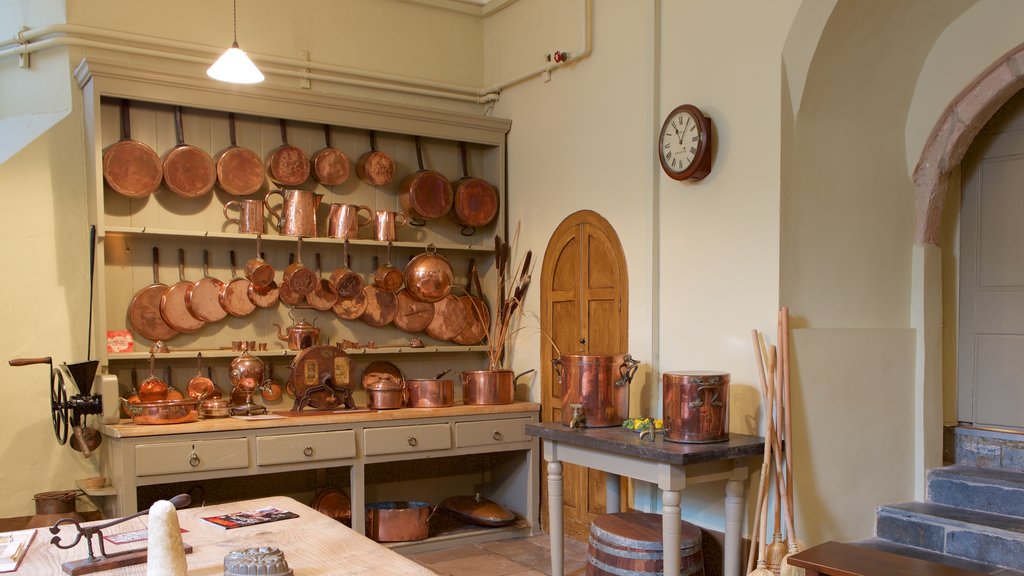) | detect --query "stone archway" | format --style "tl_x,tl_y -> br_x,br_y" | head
913,44 -> 1024,244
